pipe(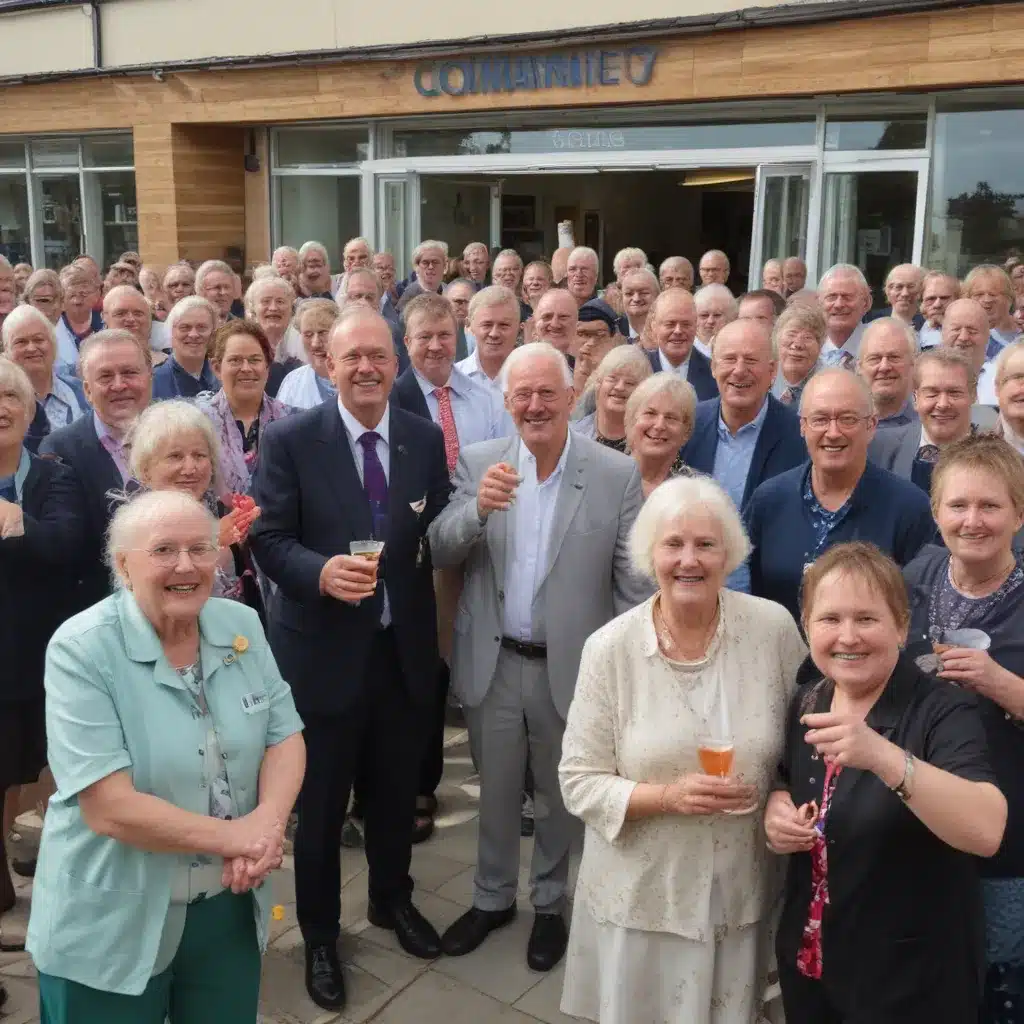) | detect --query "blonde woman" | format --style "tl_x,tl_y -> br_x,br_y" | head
571,344 -> 651,452
624,373 -> 698,497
